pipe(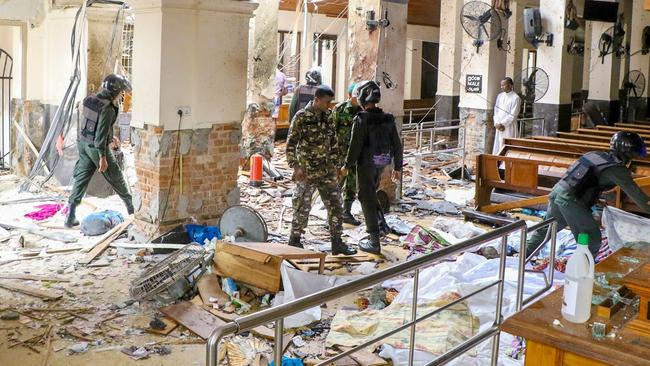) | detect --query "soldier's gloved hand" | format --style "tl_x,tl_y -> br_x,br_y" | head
98,156 -> 108,173
292,167 -> 306,182
391,170 -> 401,183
